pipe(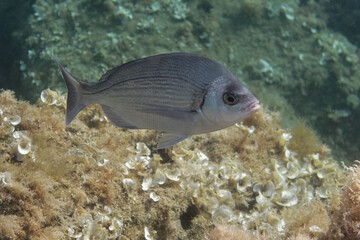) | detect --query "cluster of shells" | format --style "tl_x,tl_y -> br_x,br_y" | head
13,89 -> 343,238
120,131 -> 342,236
67,205 -> 123,239
0,108 -> 32,162
40,88 -> 66,106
